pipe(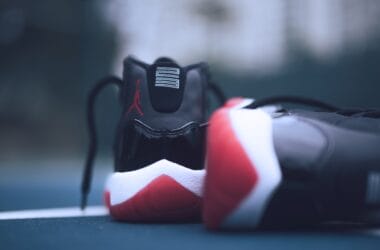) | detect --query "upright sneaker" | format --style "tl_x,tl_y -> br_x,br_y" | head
81,56 -> 225,222
203,96 -> 380,230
